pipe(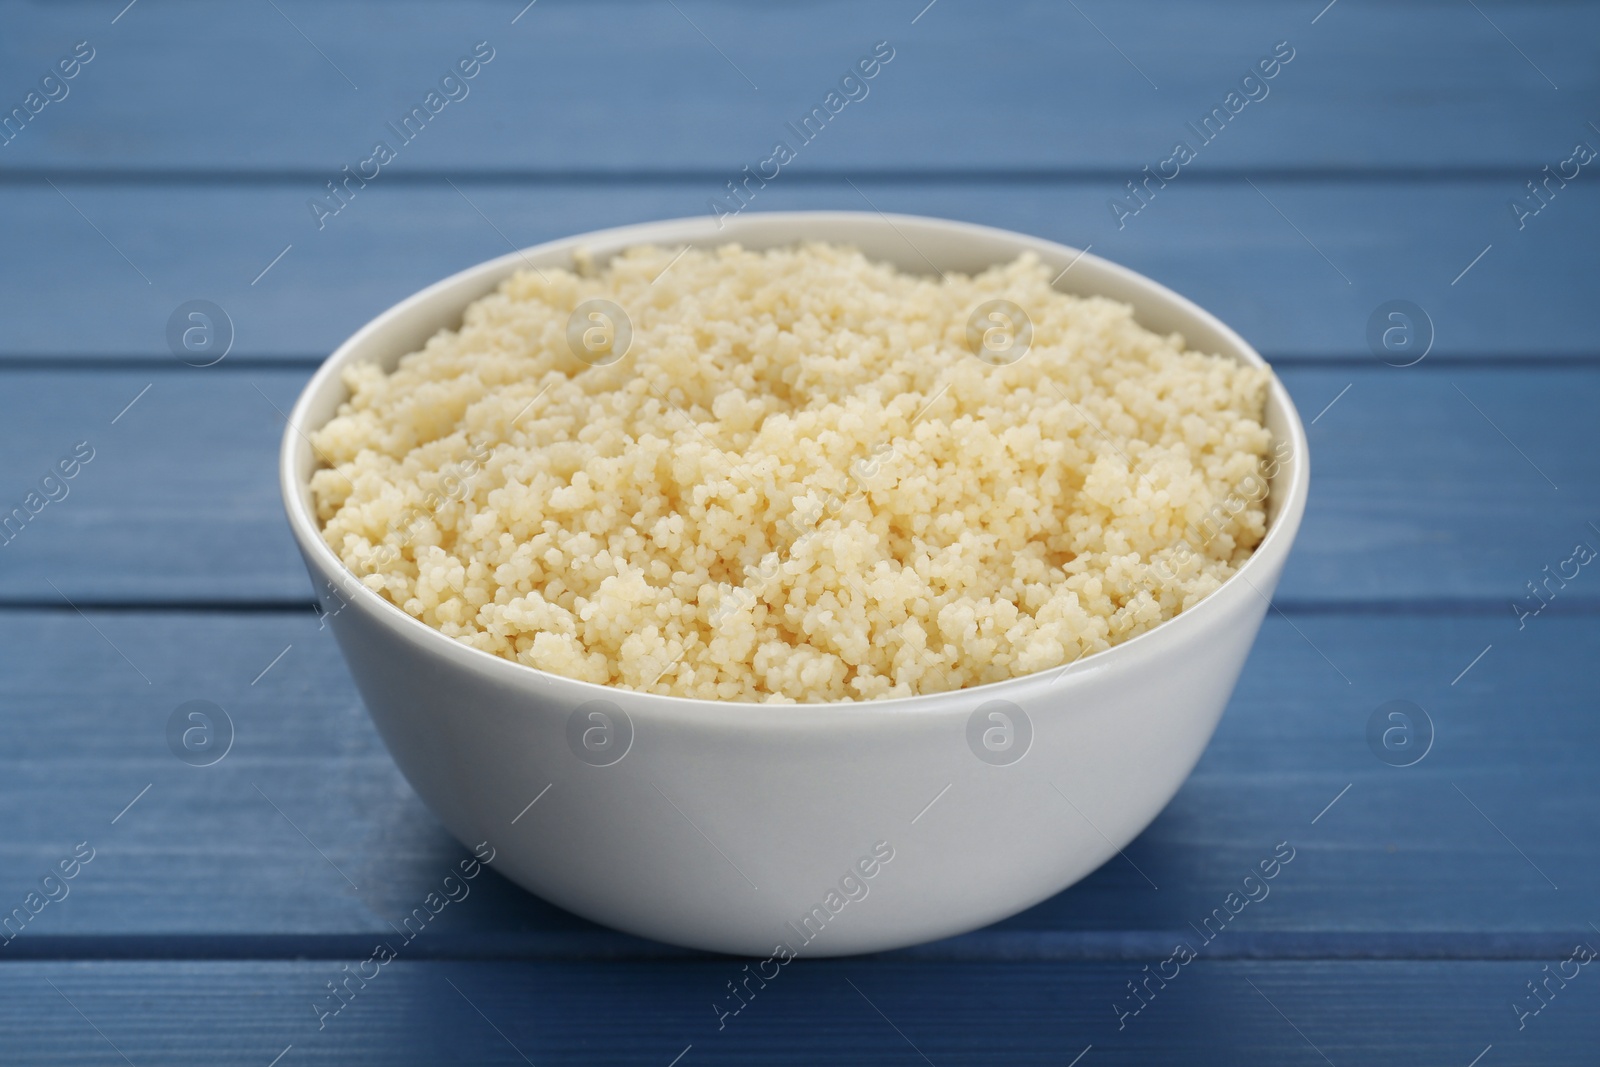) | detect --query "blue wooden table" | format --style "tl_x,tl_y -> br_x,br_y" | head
3,1 -> 1597,1062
